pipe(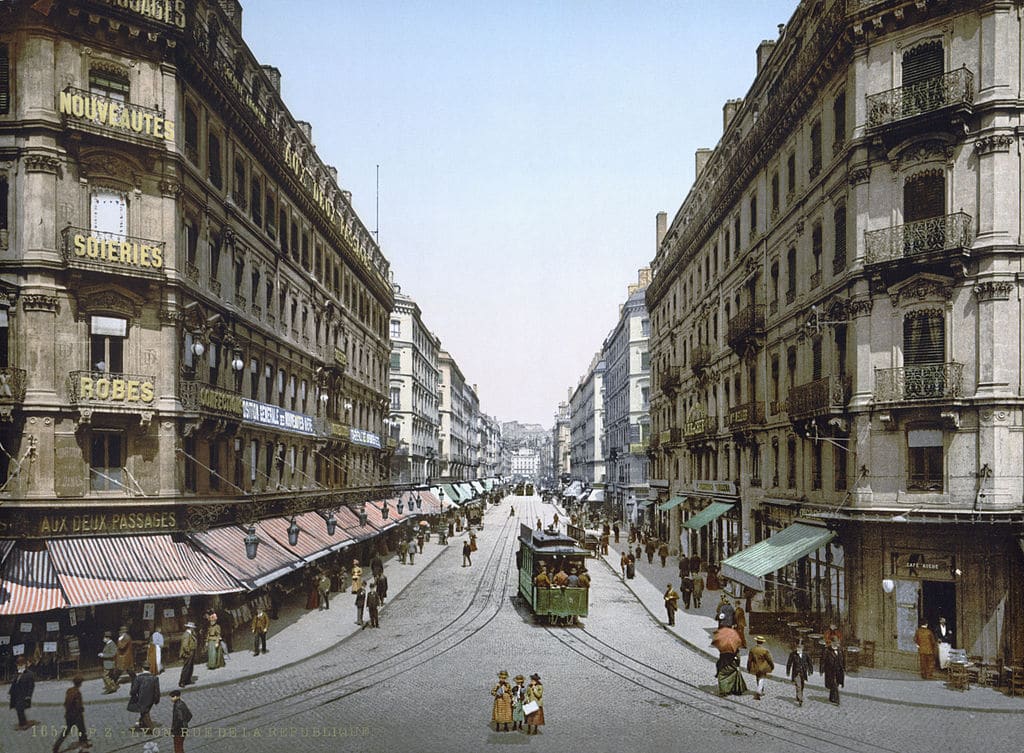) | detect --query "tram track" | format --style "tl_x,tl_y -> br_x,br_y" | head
100,509 -> 520,752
